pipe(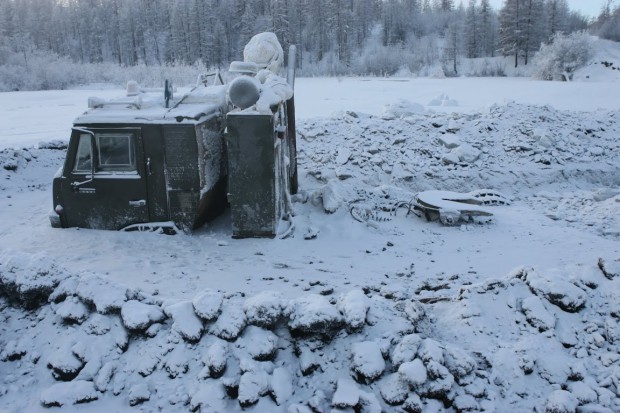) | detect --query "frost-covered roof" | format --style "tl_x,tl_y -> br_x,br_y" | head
74,84 -> 228,125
